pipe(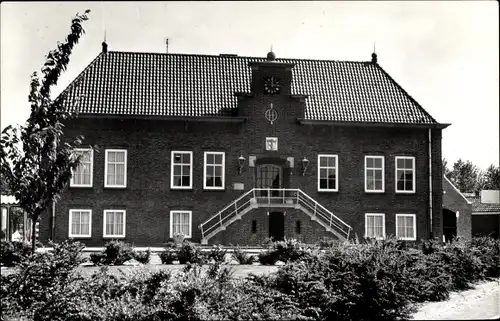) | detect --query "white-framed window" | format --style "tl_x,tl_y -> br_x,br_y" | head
365,213 -> 386,240
396,214 -> 417,241
105,149 -> 127,188
70,148 -> 93,187
365,156 -> 384,192
169,210 -> 192,238
318,154 -> 338,192
203,152 -> 225,190
395,156 -> 415,193
103,210 -> 126,238
171,151 -> 193,189
68,209 -> 92,238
